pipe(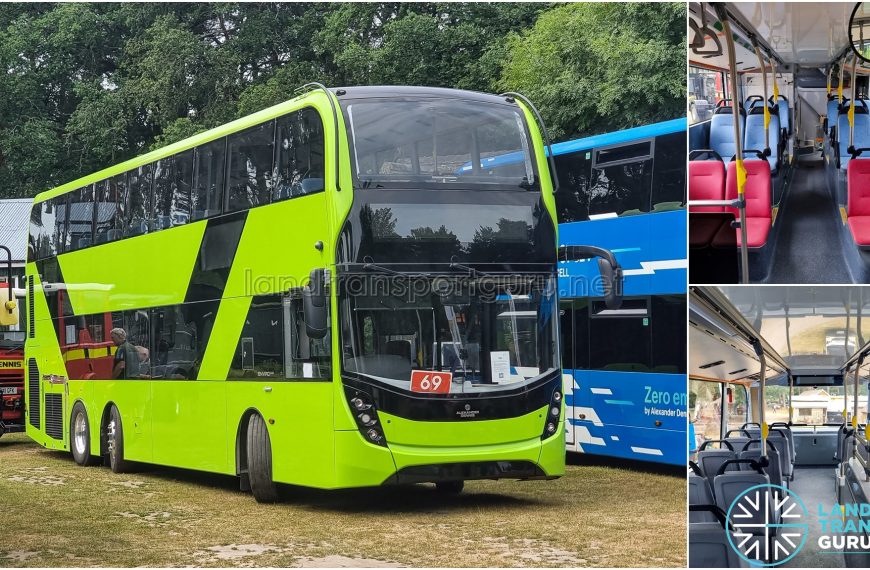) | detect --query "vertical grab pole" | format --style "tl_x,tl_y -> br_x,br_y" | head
716,5 -> 750,283
753,39 -> 771,154
853,355 -> 863,465
851,54 -> 858,150
788,373 -> 794,425
753,338 -> 768,461
839,57 -> 846,104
